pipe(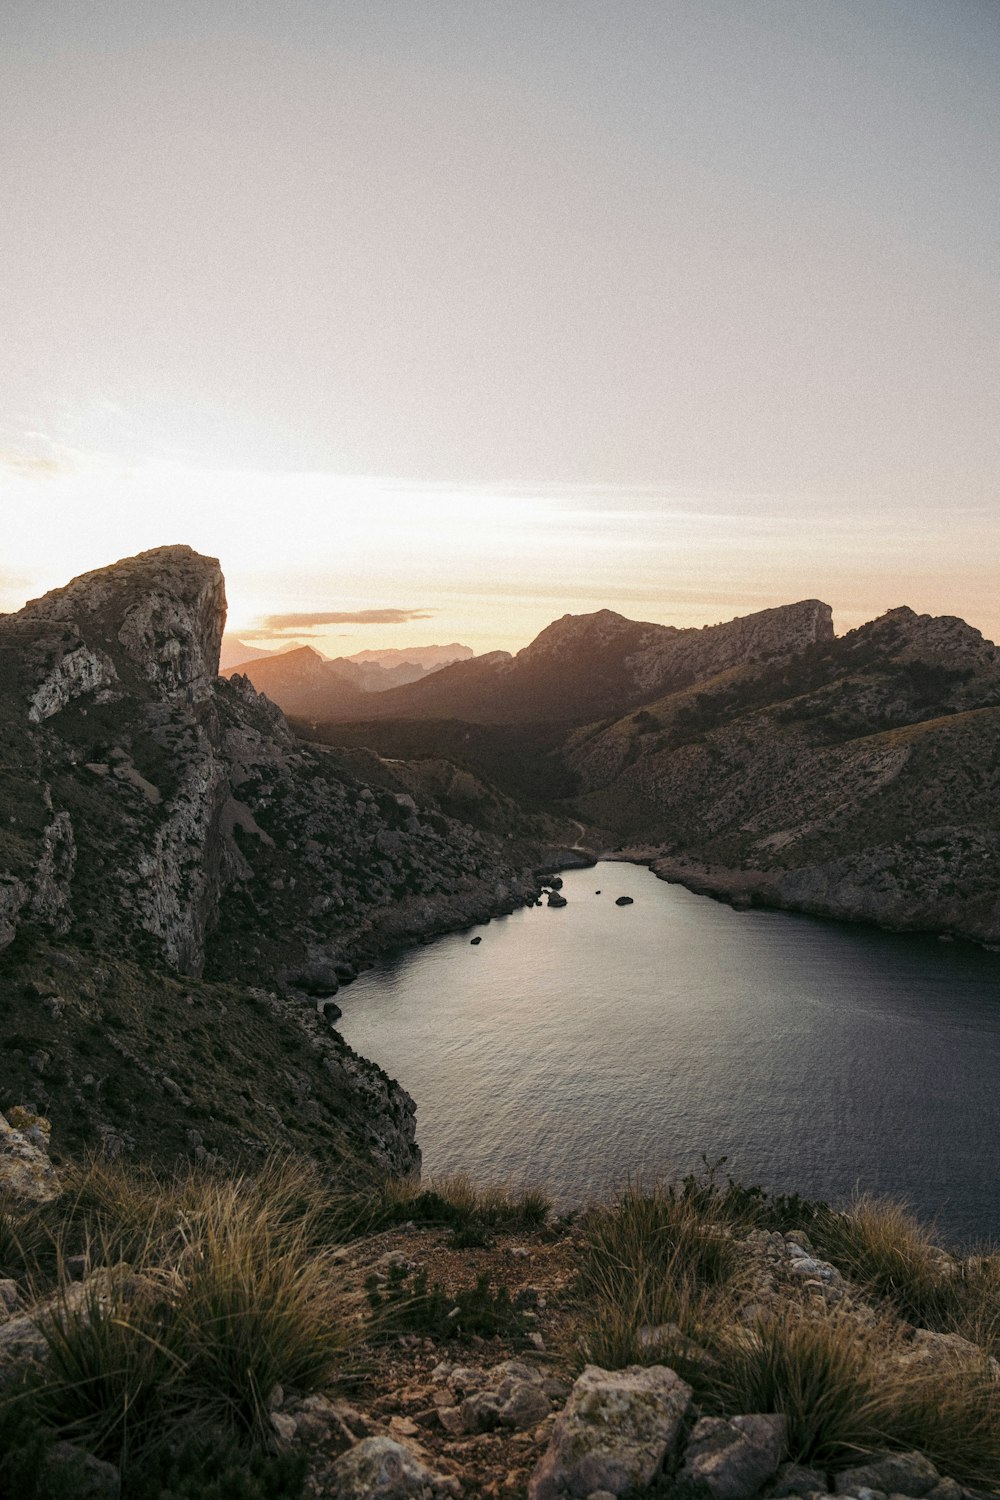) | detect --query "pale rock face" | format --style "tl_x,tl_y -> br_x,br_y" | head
27,644 -> 119,723
528,1363 -> 692,1499
0,1108 -> 61,1205
17,544 -> 227,702
328,1436 -> 461,1498
29,810 -> 76,933
0,877 -> 29,950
